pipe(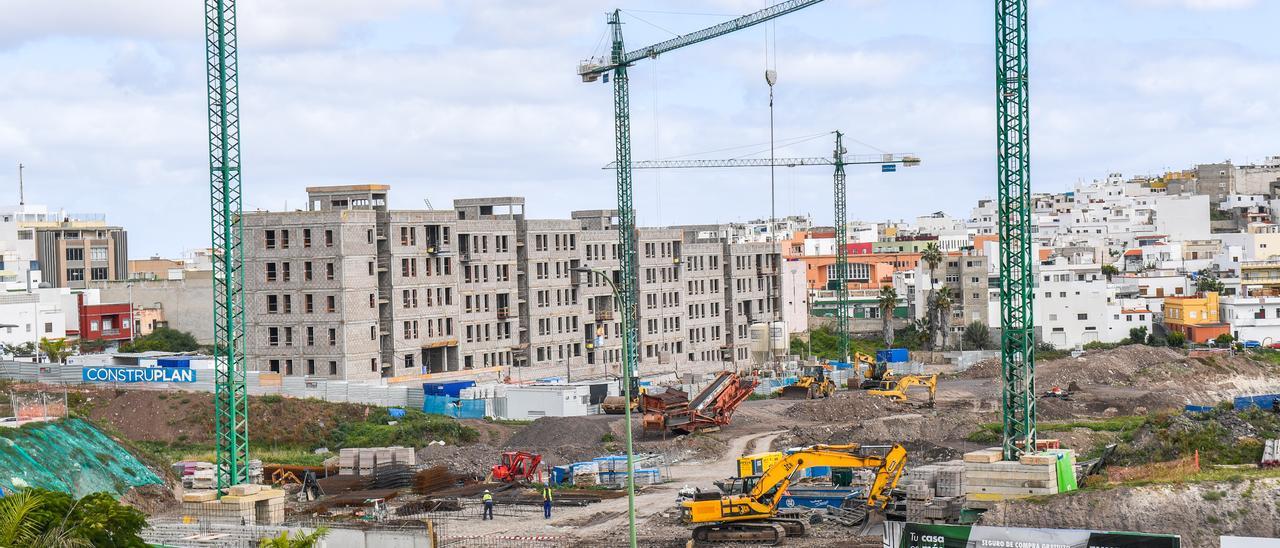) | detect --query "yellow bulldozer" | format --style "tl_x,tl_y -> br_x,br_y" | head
682,443 -> 907,545
778,364 -> 836,399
